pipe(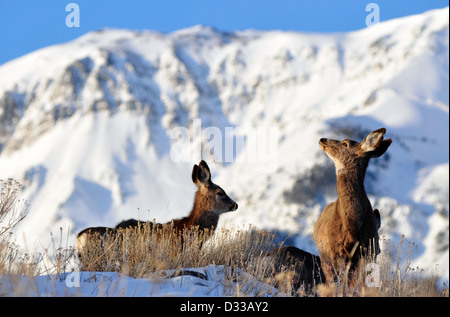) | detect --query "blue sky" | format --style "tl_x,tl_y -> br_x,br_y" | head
0,0 -> 448,66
